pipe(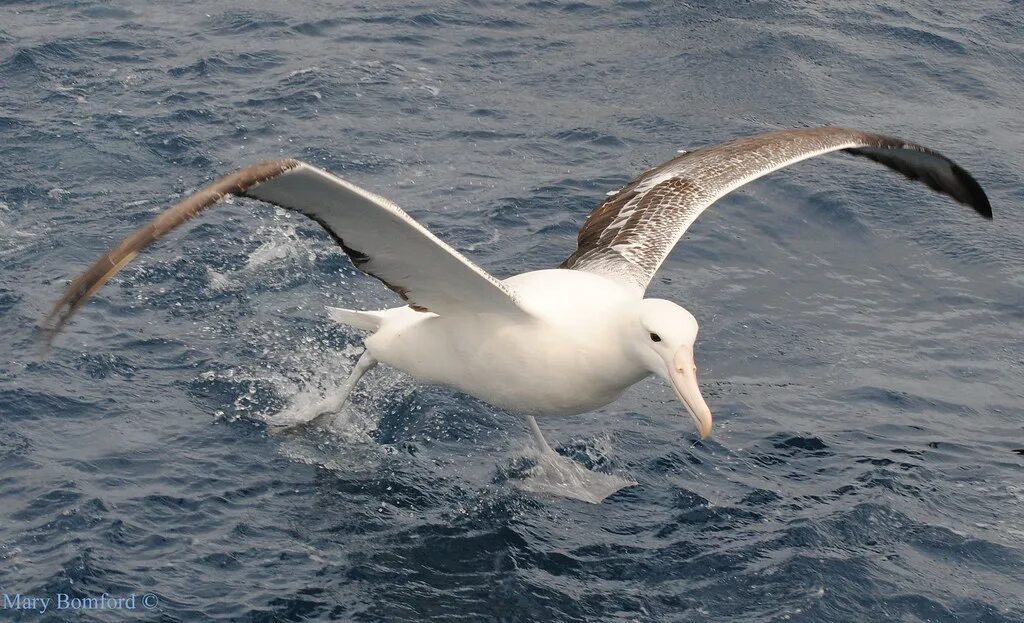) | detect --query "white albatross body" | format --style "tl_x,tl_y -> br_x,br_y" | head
367,269 -> 648,416
41,127 -> 992,502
